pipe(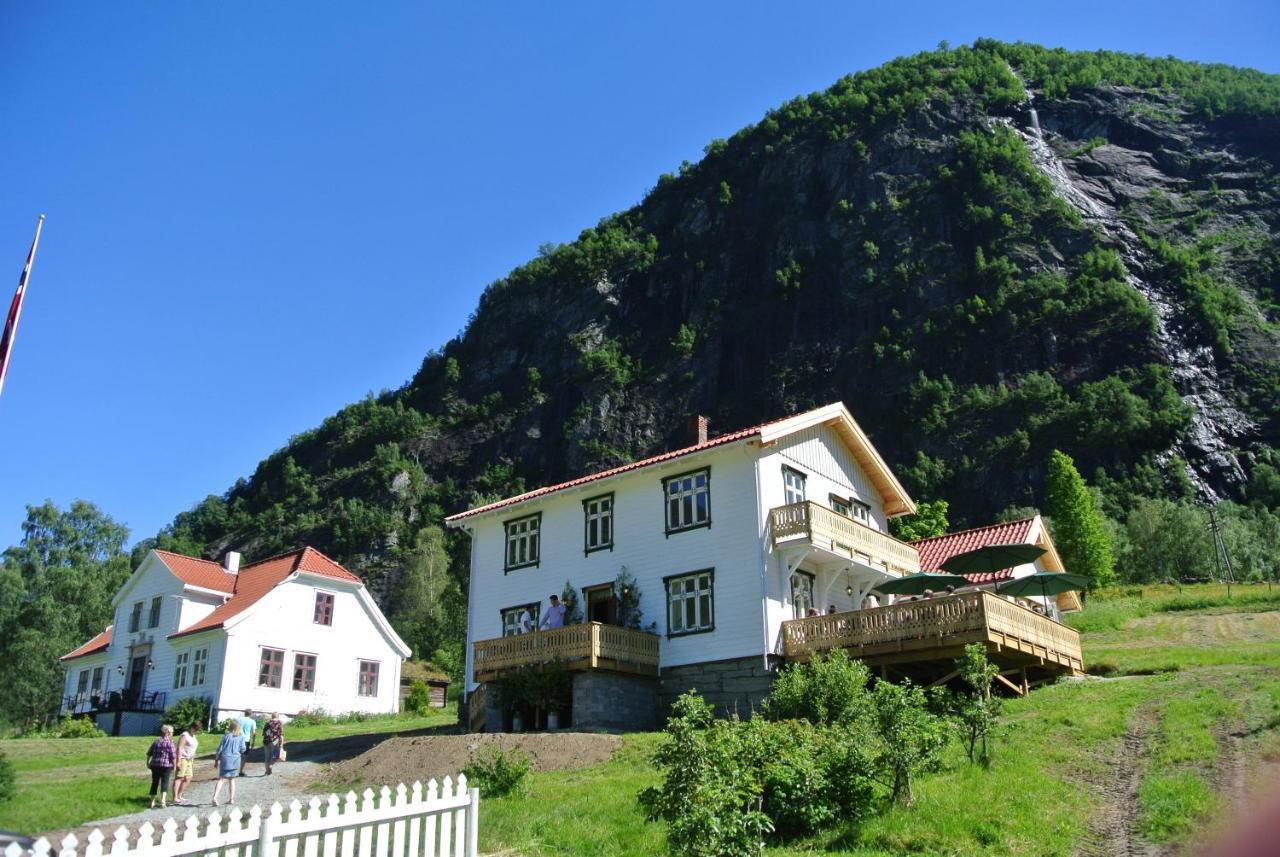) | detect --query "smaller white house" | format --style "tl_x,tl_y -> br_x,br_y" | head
61,546 -> 410,735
